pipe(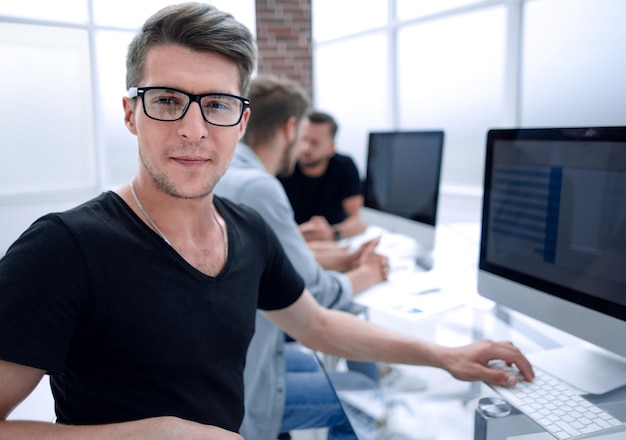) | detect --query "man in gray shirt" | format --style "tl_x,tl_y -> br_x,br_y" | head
215,75 -> 389,438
